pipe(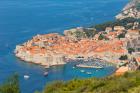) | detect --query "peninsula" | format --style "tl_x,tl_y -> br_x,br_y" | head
15,0 -> 140,75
